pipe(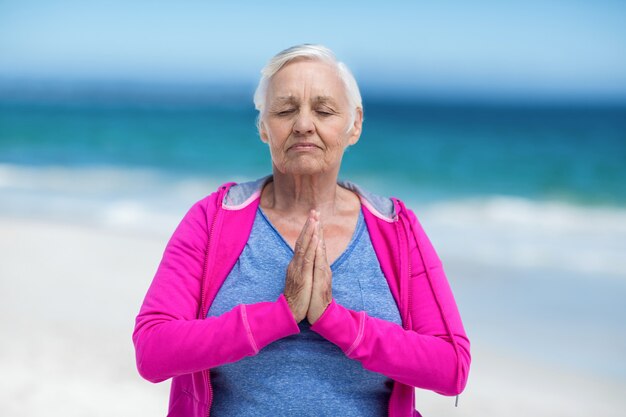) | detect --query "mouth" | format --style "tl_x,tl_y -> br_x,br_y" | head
288,142 -> 320,151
